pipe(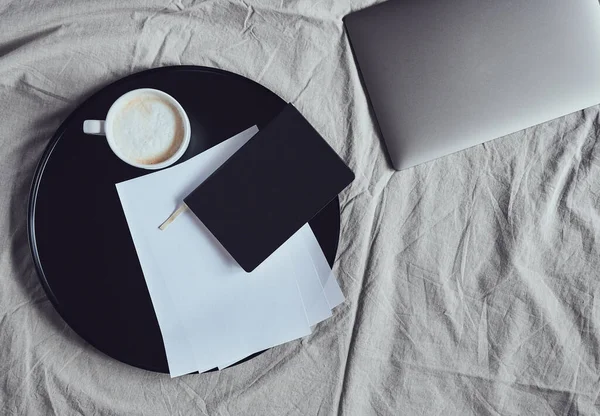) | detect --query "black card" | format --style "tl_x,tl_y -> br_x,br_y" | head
184,104 -> 355,272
